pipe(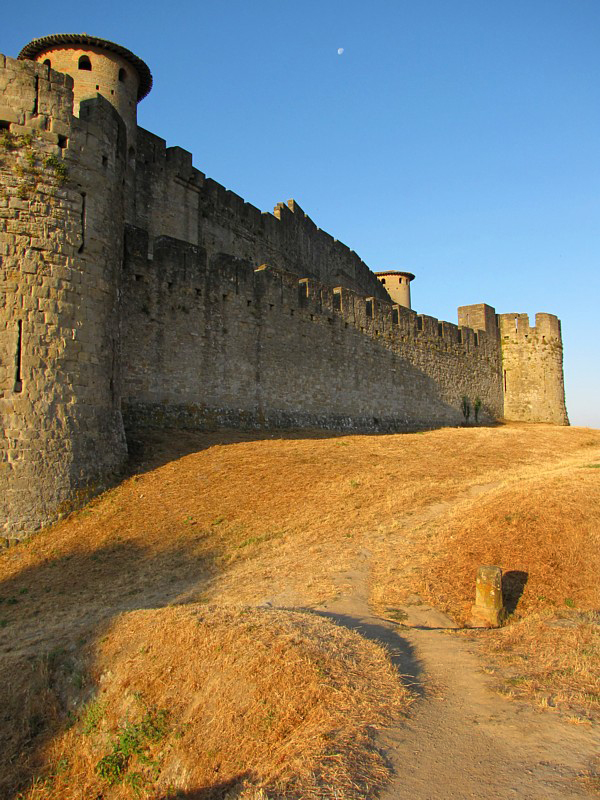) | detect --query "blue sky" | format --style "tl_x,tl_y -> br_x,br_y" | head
5,1 -> 599,427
